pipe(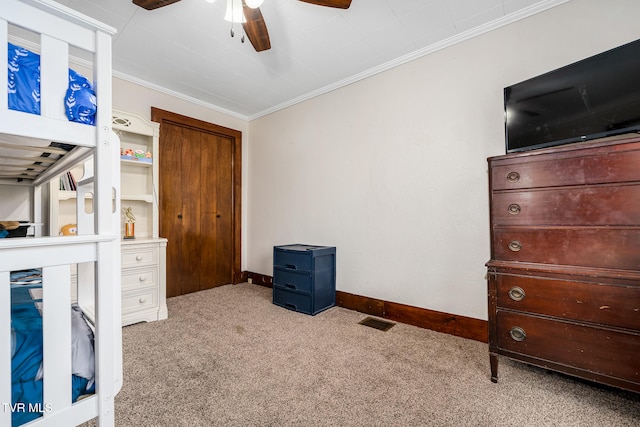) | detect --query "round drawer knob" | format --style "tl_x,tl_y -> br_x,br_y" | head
139,276 -> 147,282
509,326 -> 527,342
136,255 -> 143,261
508,286 -> 526,301
507,204 -> 521,215
139,297 -> 146,304
506,171 -> 520,183
508,240 -> 522,252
